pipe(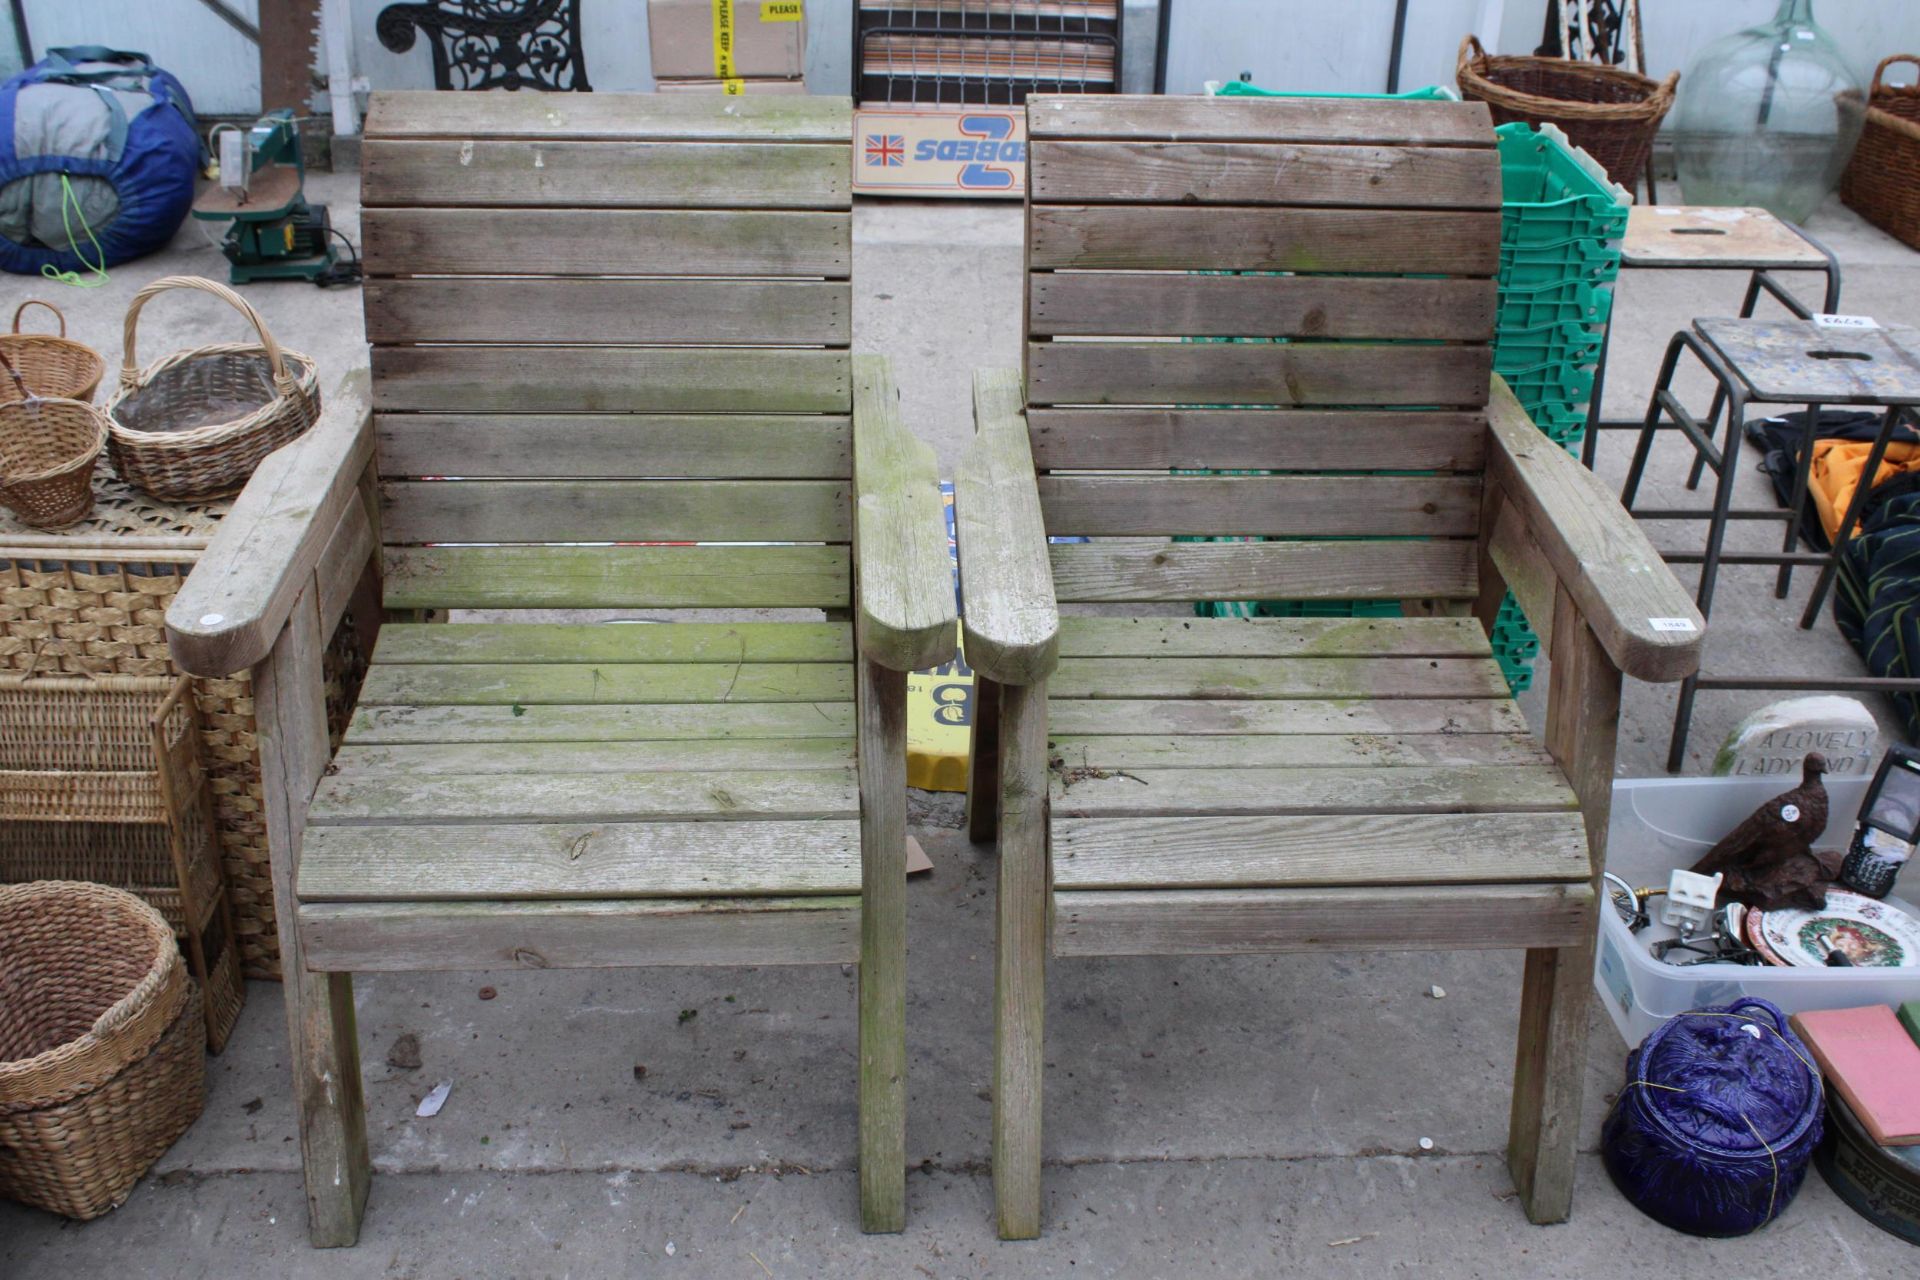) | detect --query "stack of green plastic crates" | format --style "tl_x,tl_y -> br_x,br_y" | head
1486,122 -> 1628,689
